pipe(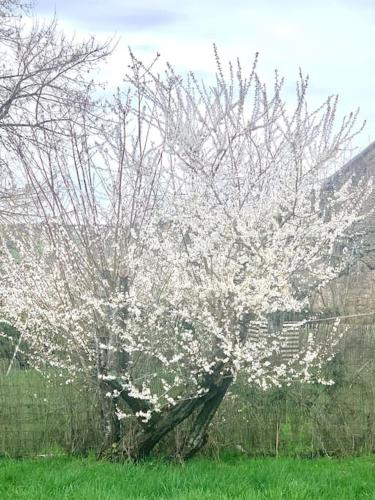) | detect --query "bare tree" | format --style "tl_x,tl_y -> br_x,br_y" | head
0,50 -> 370,460
0,0 -> 110,222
